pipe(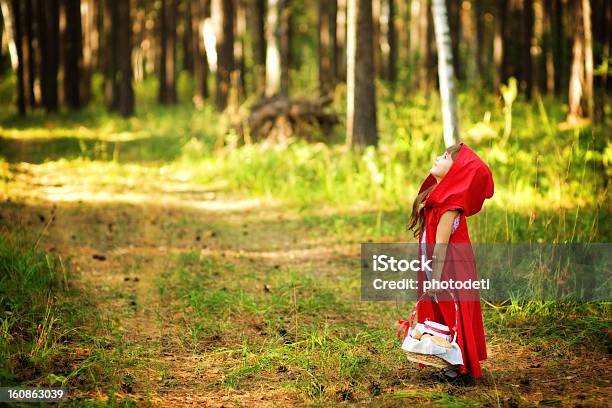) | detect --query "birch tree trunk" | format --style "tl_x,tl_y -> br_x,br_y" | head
265,0 -> 281,97
431,0 -> 459,147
